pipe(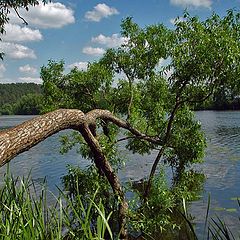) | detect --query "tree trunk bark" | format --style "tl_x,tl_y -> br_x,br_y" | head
0,109 -> 128,238
0,109 -> 85,166
80,124 -> 128,239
